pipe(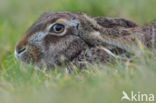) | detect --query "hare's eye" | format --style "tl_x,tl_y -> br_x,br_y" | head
50,24 -> 64,33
